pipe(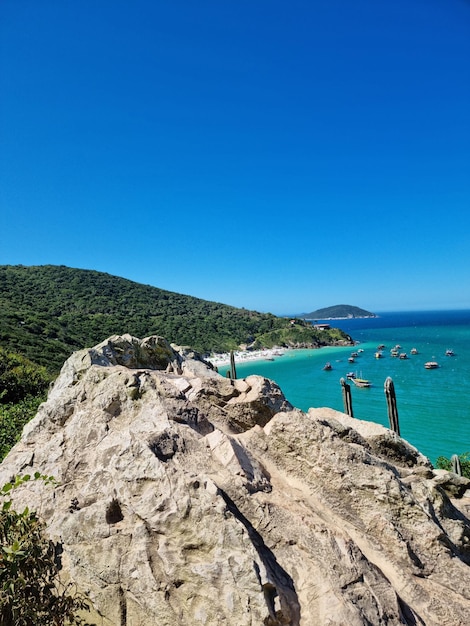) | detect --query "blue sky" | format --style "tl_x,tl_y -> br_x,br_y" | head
1,0 -> 469,315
